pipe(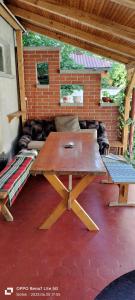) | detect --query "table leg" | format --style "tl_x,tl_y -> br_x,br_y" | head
40,198 -> 67,229
72,200 -> 99,231
40,173 -> 99,231
68,175 -> 72,191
